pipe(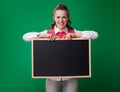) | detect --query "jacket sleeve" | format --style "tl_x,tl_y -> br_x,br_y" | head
22,30 -> 47,42
75,29 -> 99,39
